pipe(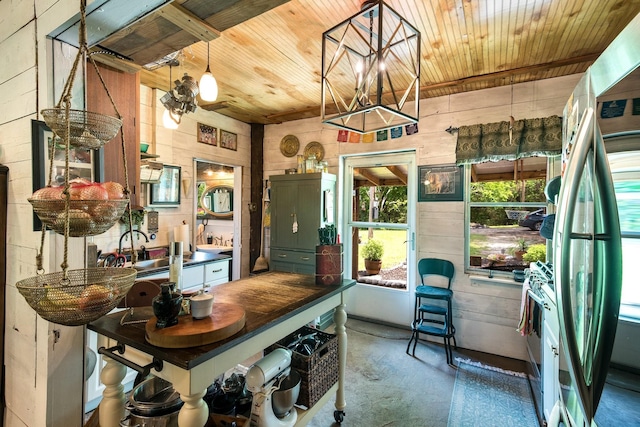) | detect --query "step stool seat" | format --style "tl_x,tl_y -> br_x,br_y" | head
416,285 -> 452,300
